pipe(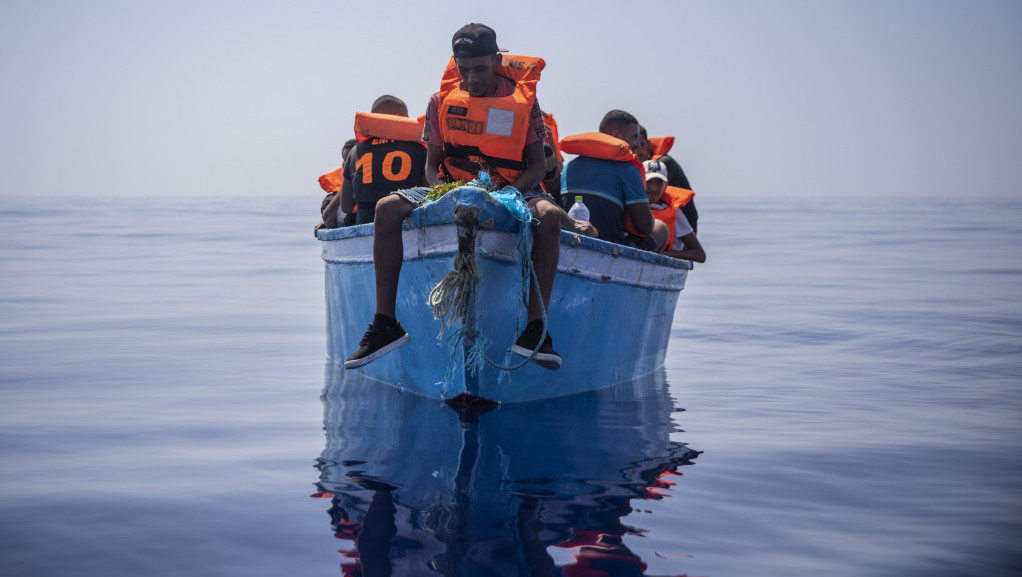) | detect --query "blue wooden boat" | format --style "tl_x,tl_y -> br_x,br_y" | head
316,186 -> 692,403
